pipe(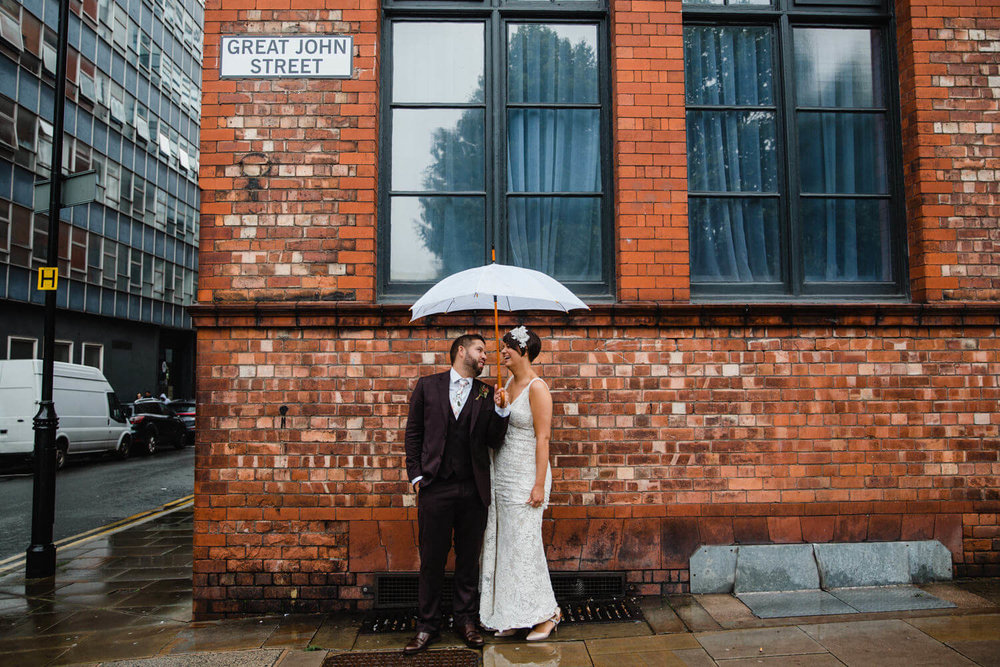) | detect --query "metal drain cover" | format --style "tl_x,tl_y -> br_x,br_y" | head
324,648 -> 479,666
360,597 -> 644,633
